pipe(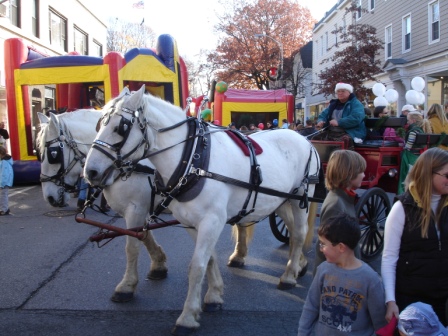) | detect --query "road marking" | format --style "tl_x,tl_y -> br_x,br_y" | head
10,185 -> 38,197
